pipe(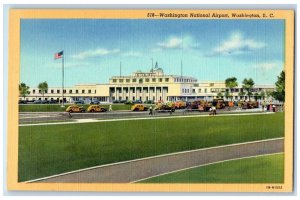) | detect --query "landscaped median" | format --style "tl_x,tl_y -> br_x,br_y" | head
18,112 -> 284,182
